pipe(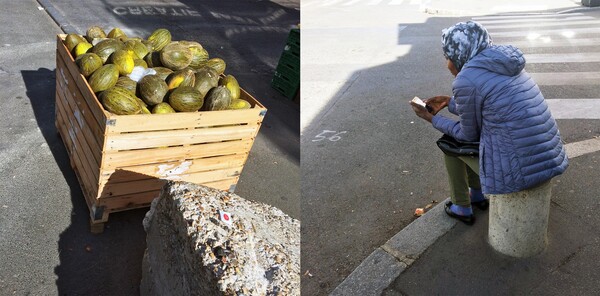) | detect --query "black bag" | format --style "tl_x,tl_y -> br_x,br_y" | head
436,134 -> 479,157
